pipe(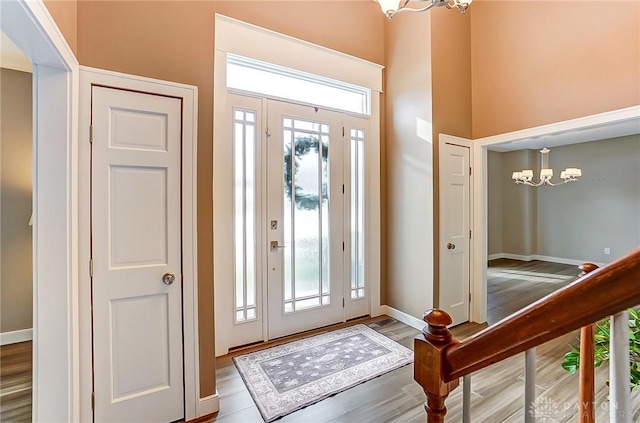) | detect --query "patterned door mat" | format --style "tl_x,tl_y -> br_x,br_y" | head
233,324 -> 414,422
